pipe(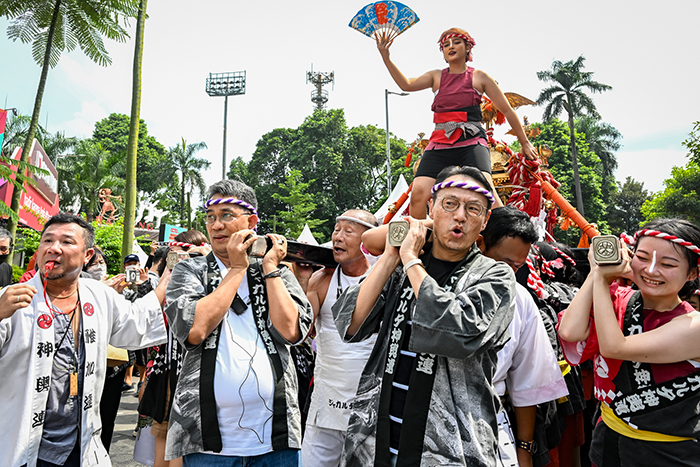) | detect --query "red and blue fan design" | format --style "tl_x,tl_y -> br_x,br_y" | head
349,2 -> 419,41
